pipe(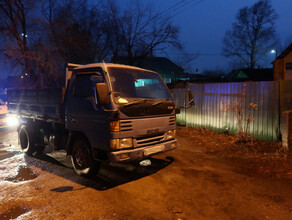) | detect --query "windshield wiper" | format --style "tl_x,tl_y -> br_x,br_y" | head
152,98 -> 171,106
123,99 -> 149,107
